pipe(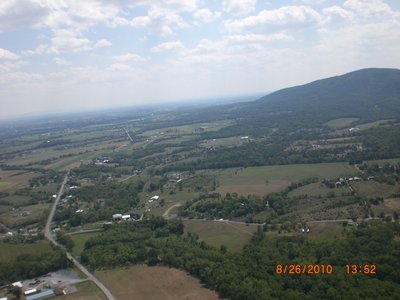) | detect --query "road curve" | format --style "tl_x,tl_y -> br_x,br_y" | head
45,173 -> 116,300
162,203 -> 182,218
